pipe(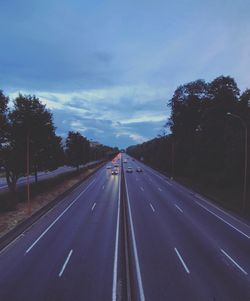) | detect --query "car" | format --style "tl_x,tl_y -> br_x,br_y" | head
111,169 -> 118,175
114,163 -> 119,167
106,165 -> 112,169
136,167 -> 143,172
123,159 -> 128,163
126,167 -> 133,173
